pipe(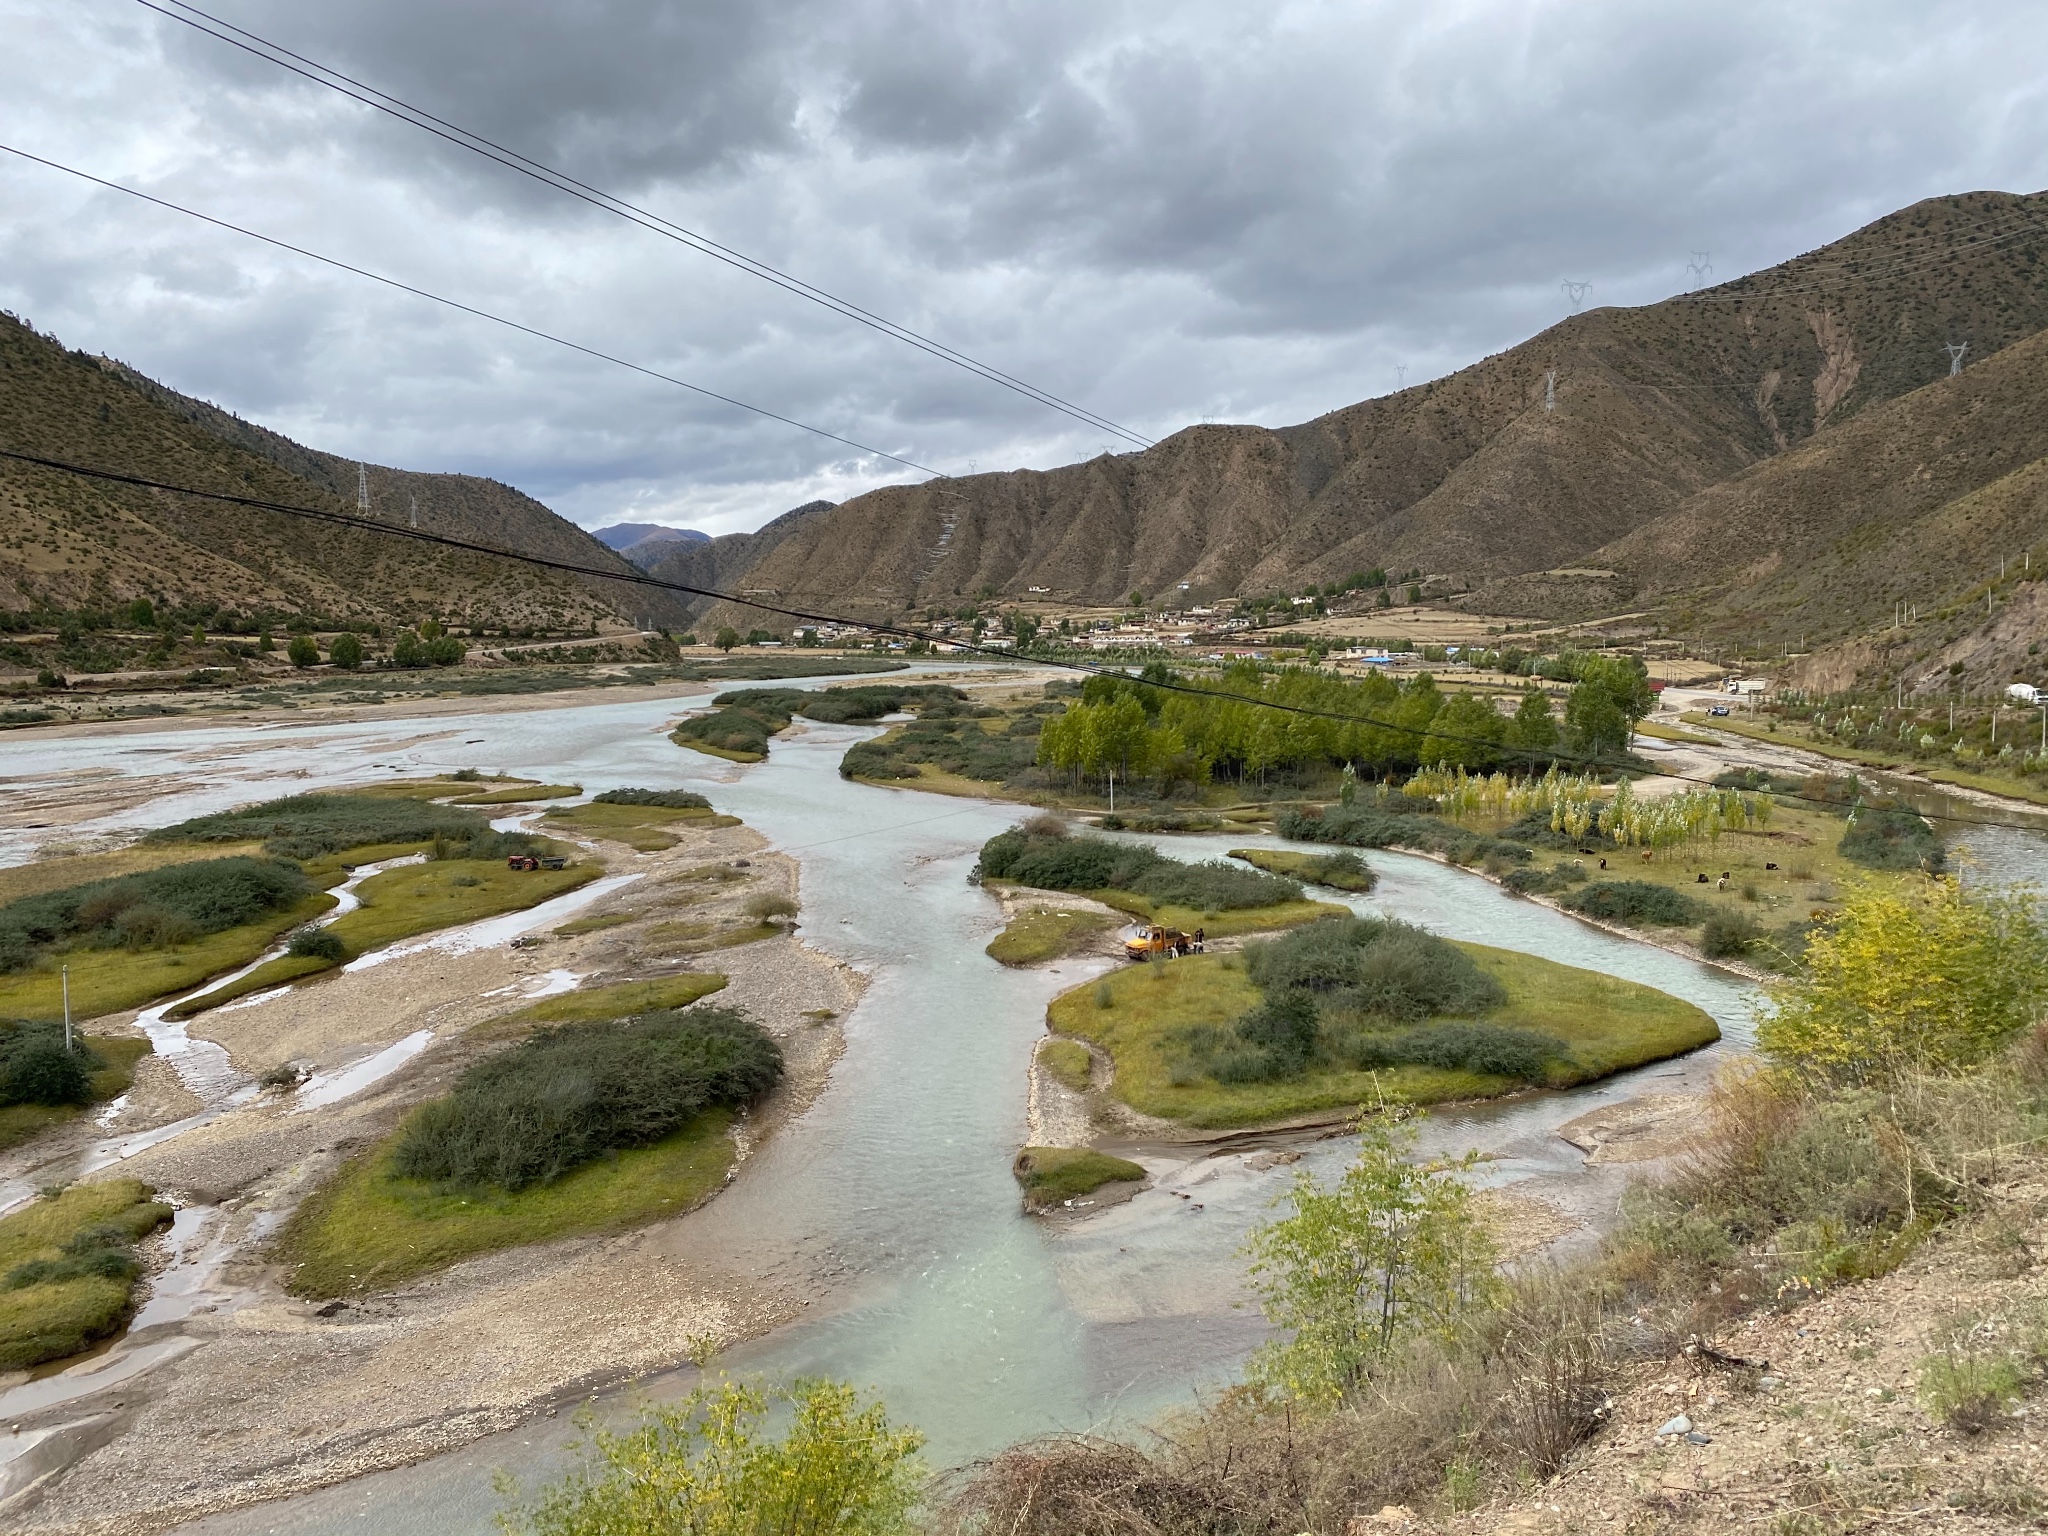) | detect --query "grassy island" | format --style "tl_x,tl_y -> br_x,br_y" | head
1047,916 -> 1716,1129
